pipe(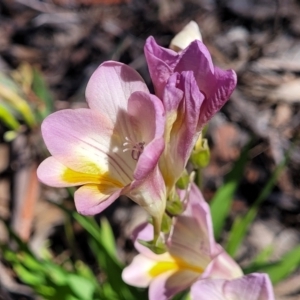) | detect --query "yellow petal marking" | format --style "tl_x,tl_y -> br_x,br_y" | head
149,256 -> 203,278
61,164 -> 123,188
149,261 -> 179,277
